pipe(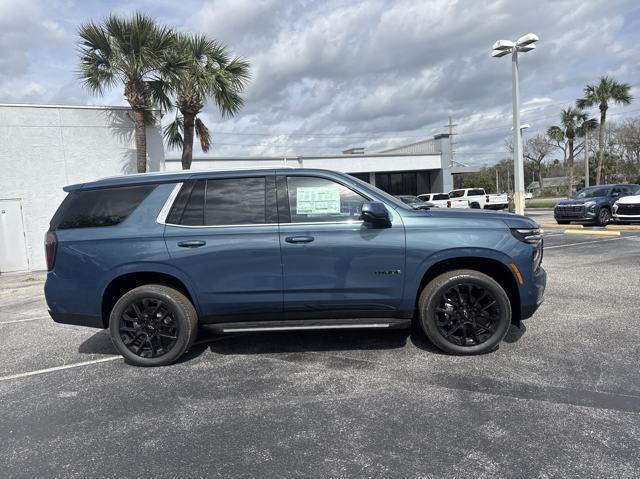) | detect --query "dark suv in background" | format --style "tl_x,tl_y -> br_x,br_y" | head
45,168 -> 546,366
554,184 -> 640,225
